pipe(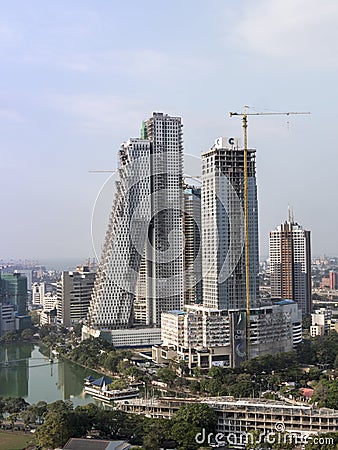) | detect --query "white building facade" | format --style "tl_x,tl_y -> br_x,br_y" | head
154,301 -> 302,369
86,113 -> 184,344
57,266 -> 96,328
201,137 -> 259,311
